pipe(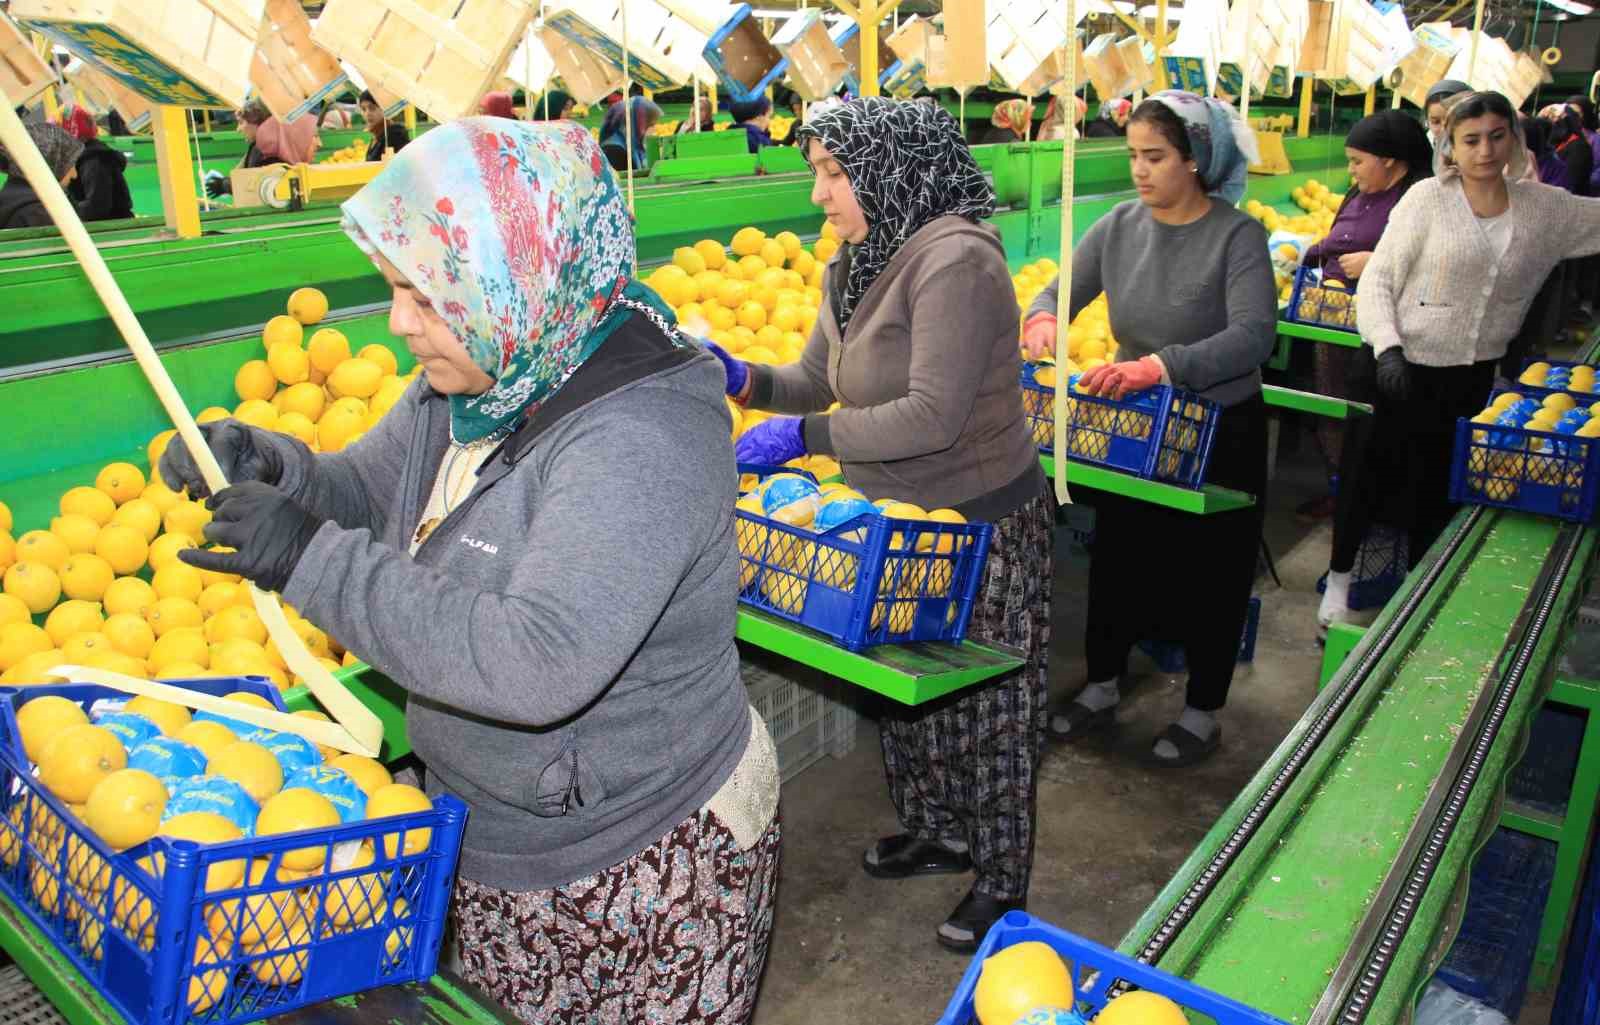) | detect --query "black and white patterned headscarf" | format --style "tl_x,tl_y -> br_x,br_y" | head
795,97 -> 995,326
